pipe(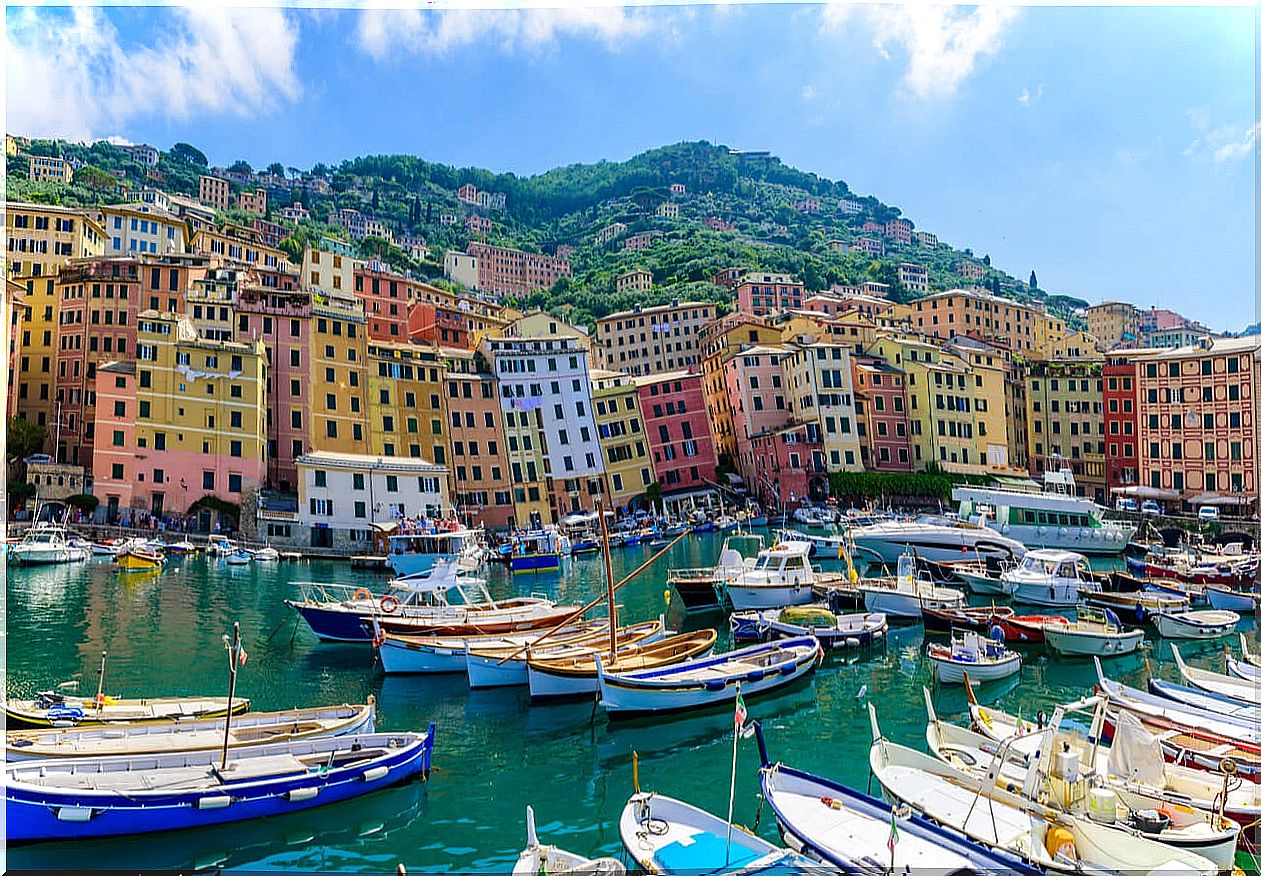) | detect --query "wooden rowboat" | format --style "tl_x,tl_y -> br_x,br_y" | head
1151,609 -> 1240,639
7,701 -> 375,760
995,614 -> 1068,644
1171,643 -> 1259,705
513,805 -> 625,876
6,693 -> 250,729
922,604 -> 1014,635
526,629 -> 717,700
